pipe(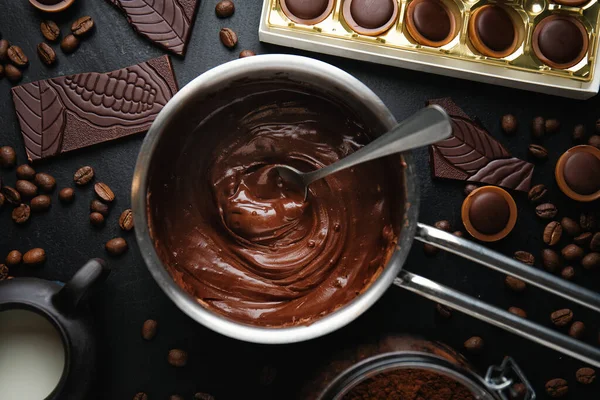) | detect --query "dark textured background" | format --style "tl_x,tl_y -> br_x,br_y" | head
1,1 -> 599,399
